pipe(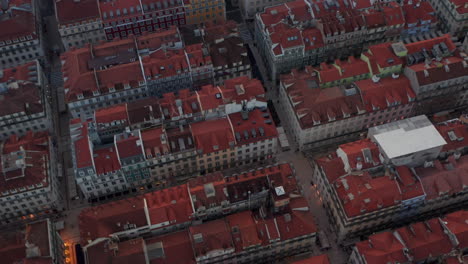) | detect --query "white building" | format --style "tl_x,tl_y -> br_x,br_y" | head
368,115 -> 447,167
